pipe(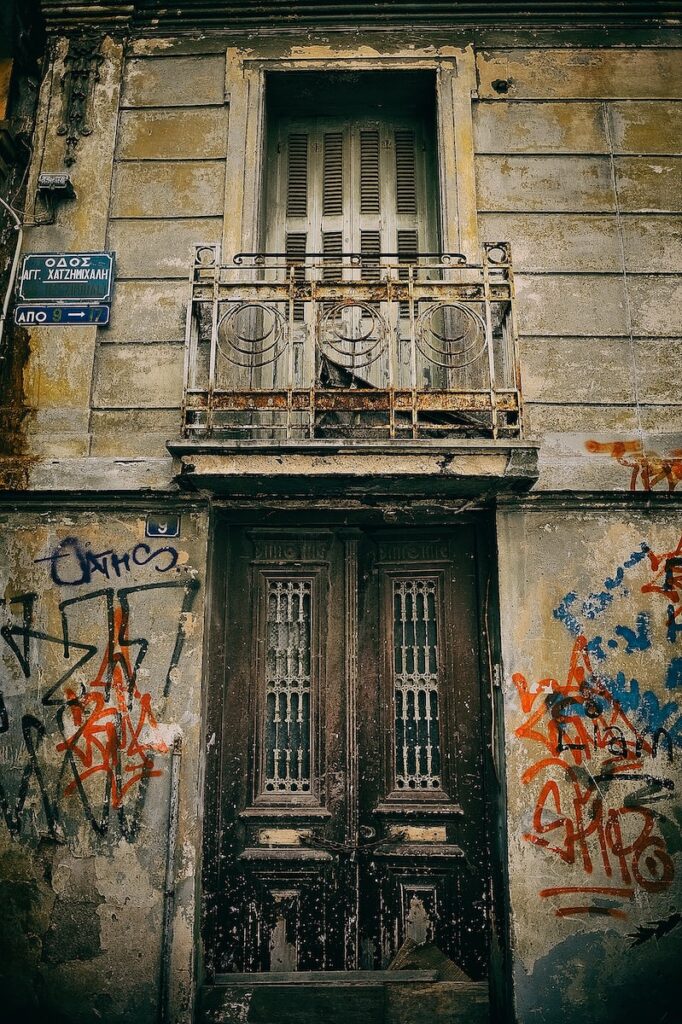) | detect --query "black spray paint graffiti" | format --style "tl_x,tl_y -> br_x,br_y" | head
0,579 -> 199,842
34,535 -> 179,587
628,910 -> 682,947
